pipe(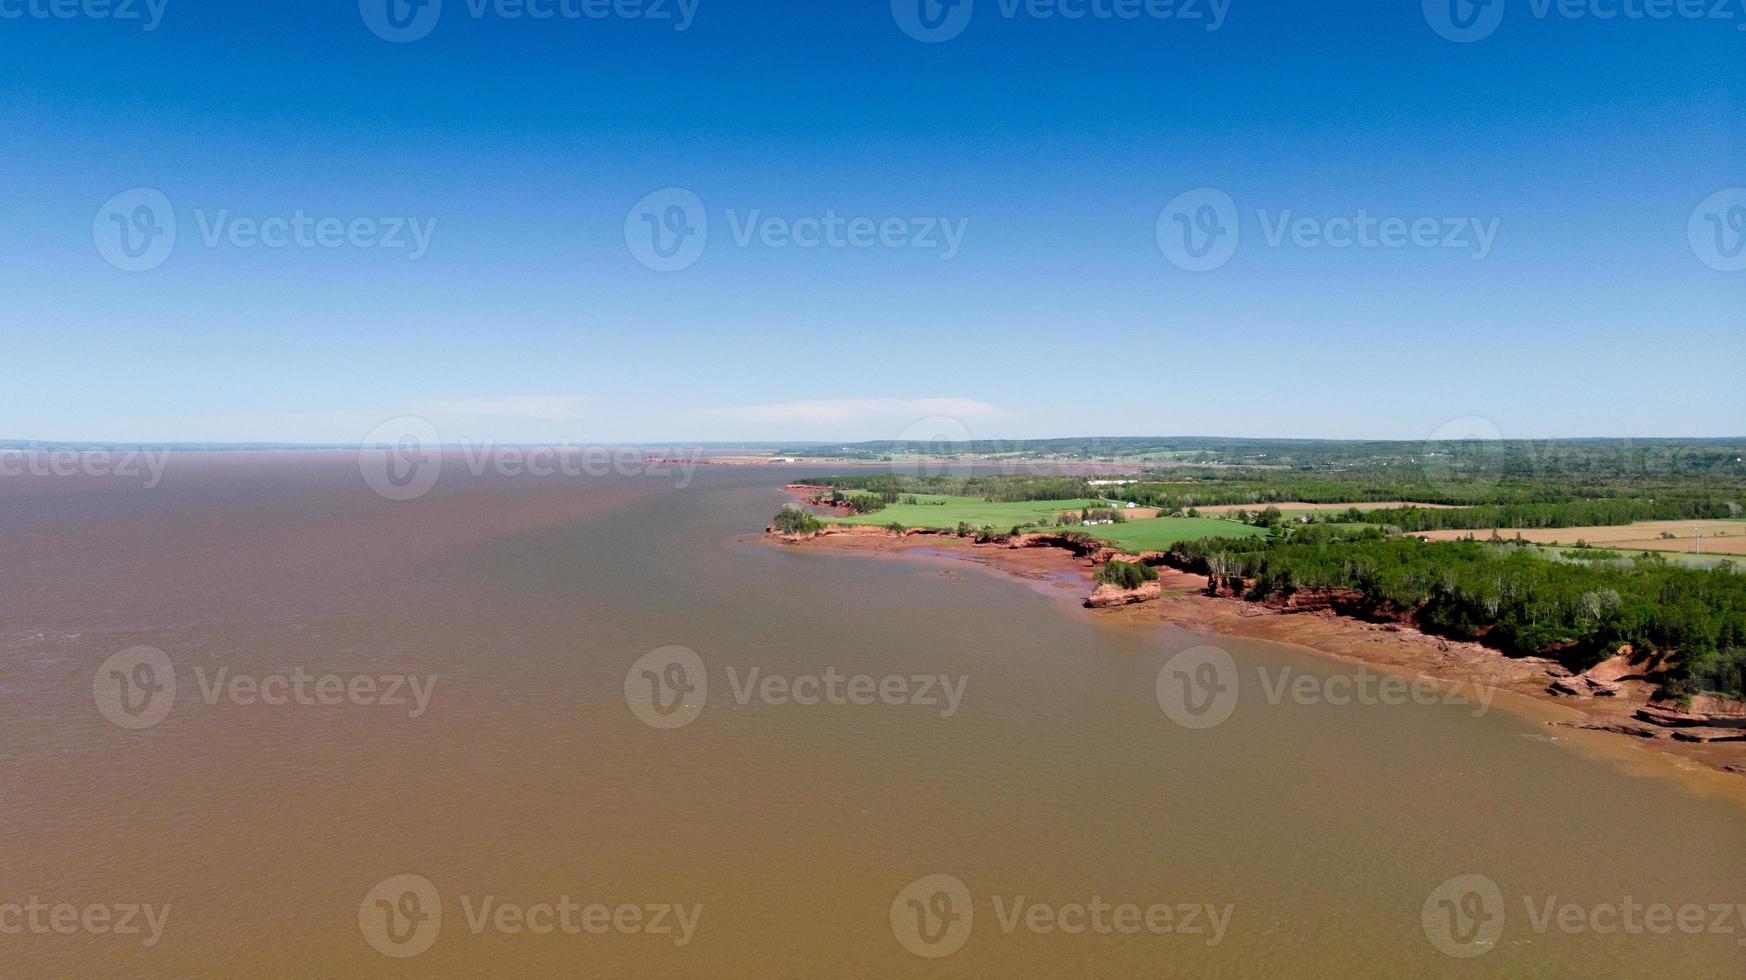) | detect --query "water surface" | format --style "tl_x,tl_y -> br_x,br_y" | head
2,456 -> 1742,976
